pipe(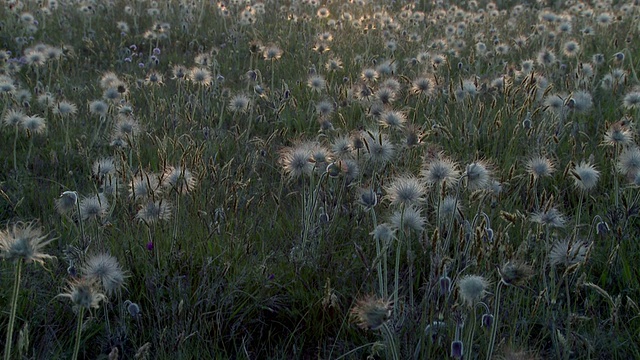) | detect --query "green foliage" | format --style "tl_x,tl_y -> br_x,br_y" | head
1,0 -> 640,359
